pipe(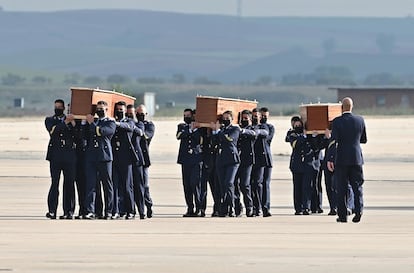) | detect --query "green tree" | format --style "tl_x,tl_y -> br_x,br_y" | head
1,73 -> 25,86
